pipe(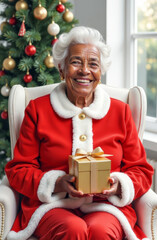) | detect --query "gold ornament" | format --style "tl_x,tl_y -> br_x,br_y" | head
63,9 -> 74,22
3,56 -> 16,71
60,75 -> 64,81
33,4 -> 47,20
44,54 -> 54,68
0,21 -> 9,32
61,0 -> 68,3
15,0 -> 28,11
